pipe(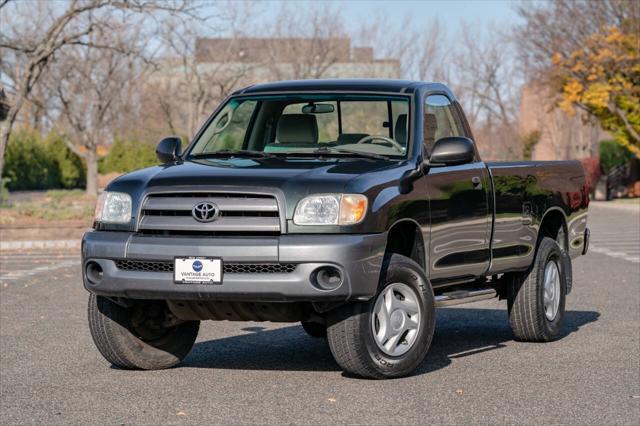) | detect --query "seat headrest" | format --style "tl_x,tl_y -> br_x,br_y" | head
394,114 -> 407,145
276,114 -> 318,144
